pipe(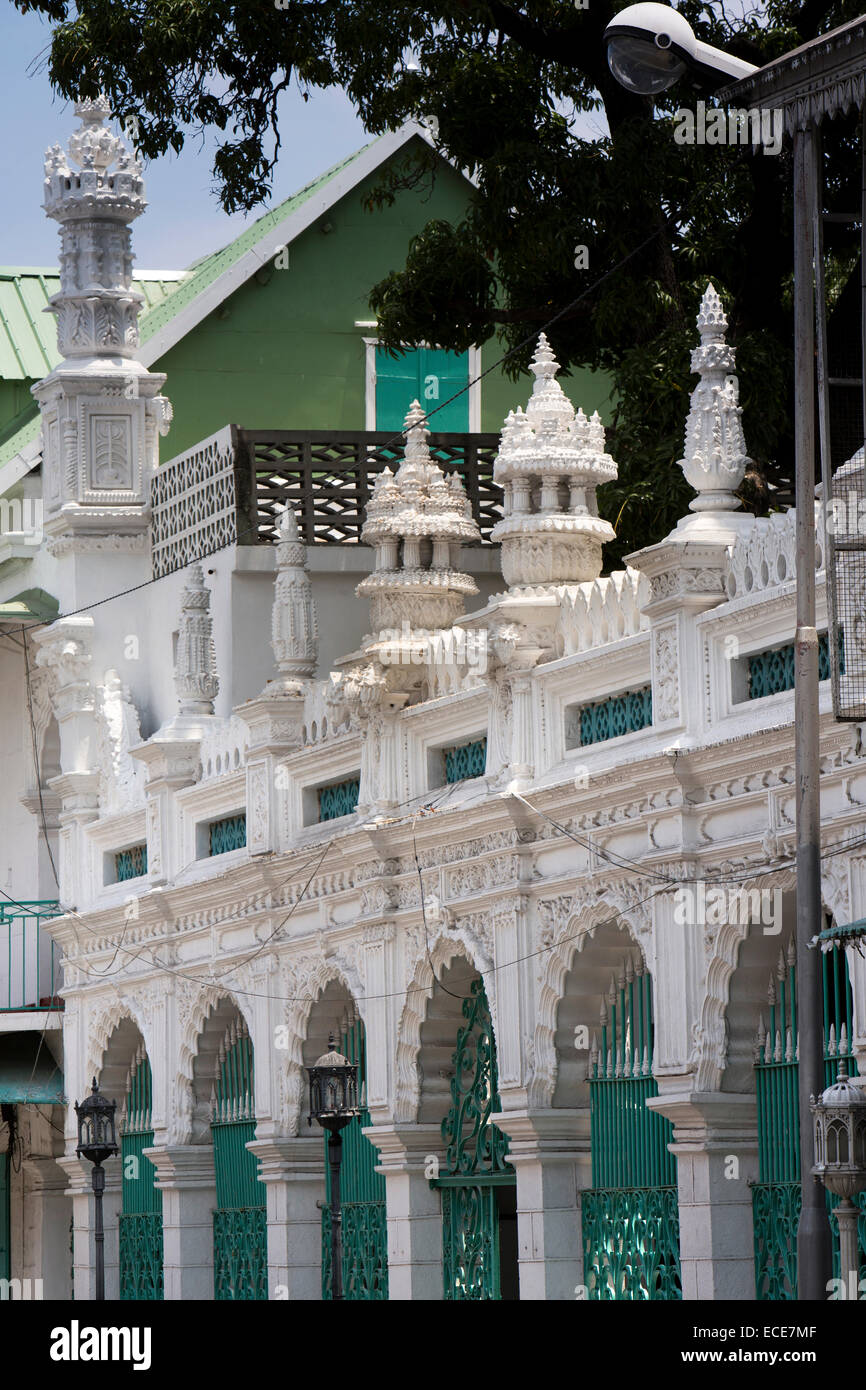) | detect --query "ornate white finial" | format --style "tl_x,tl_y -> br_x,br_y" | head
678,283 -> 751,512
43,98 -> 146,359
490,332 -> 617,587
174,565 -> 219,716
357,398 -> 480,637
270,506 -> 319,687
